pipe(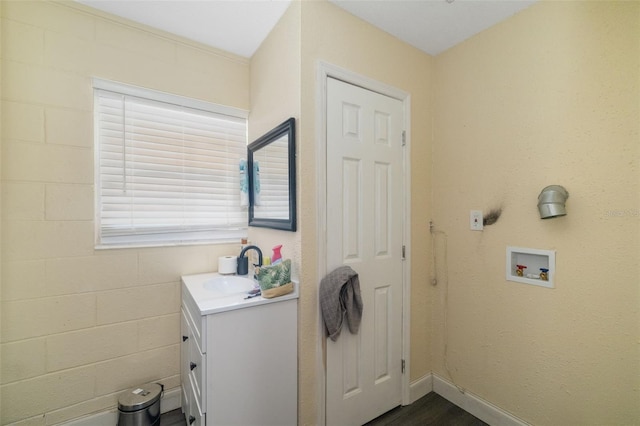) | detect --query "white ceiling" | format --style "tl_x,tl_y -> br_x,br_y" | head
77,0 -> 536,58
77,0 -> 292,58
331,0 -> 536,56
